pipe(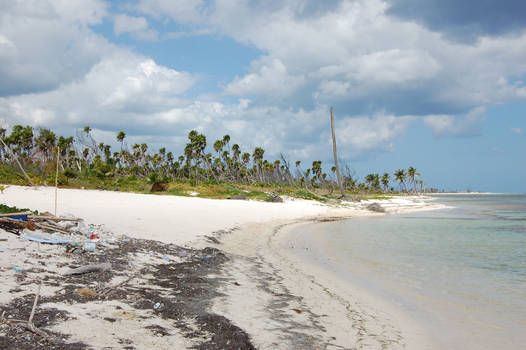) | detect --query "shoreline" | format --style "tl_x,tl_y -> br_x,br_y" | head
0,185 -> 444,349
208,201 -> 444,349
